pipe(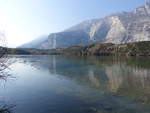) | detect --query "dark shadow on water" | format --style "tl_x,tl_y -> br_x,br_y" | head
0,103 -> 15,113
